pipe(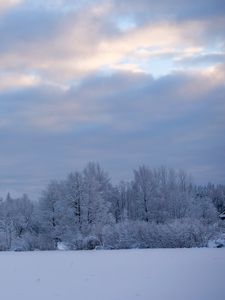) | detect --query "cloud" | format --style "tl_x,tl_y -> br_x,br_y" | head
0,0 -> 22,12
0,67 -> 224,198
0,72 -> 40,91
175,52 -> 225,68
0,2 -> 224,83
1,66 -> 224,133
0,0 -> 224,197
111,0 -> 225,22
